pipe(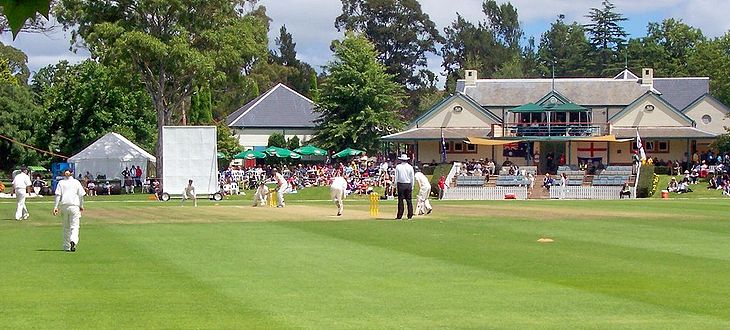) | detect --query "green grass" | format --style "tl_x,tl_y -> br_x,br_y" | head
651,174 -> 726,199
1,195 -> 730,328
